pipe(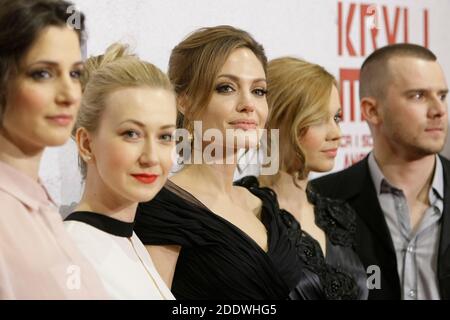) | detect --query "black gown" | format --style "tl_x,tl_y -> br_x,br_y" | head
134,177 -> 367,300
135,179 -> 303,299
237,176 -> 368,300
